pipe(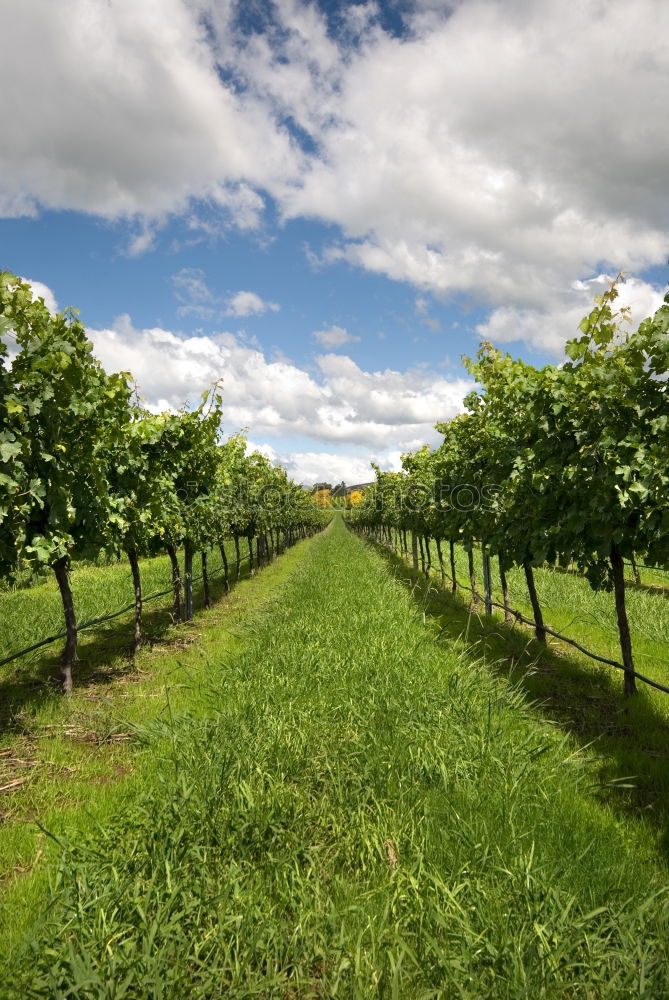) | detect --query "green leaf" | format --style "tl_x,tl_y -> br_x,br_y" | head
0,441 -> 22,463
